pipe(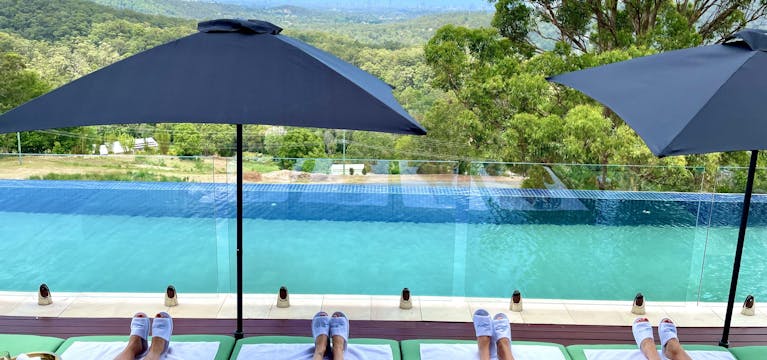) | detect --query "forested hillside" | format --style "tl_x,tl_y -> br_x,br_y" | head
90,0 -> 492,47
2,0 -> 767,193
0,0 -> 442,162
0,0 -> 192,41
